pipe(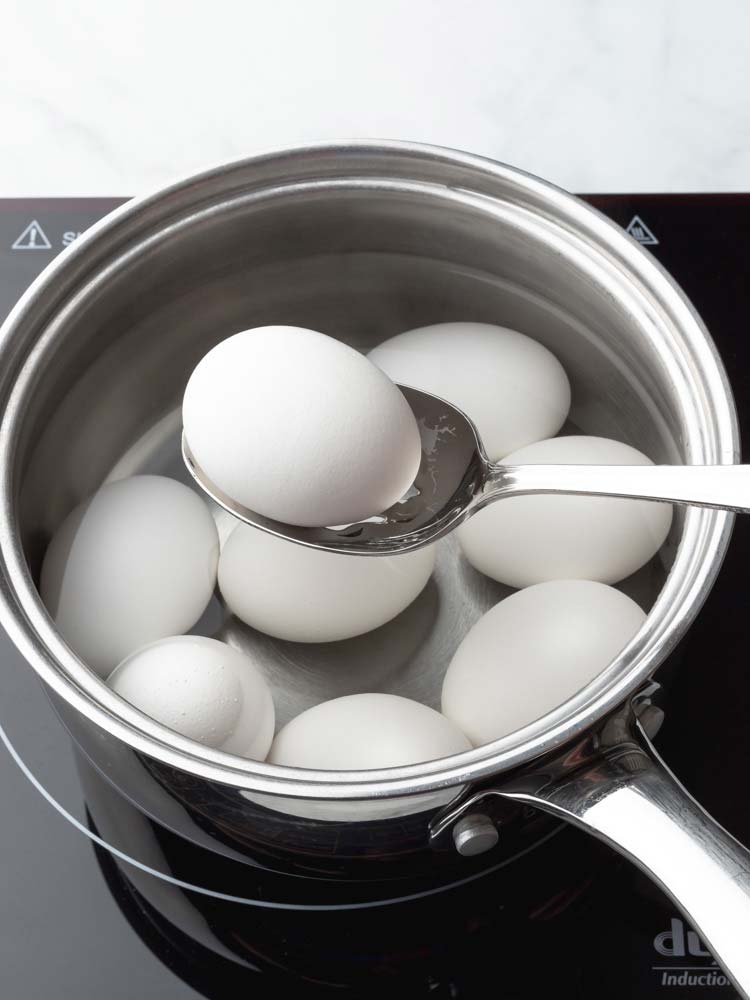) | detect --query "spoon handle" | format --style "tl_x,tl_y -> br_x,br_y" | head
486,463 -> 750,513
